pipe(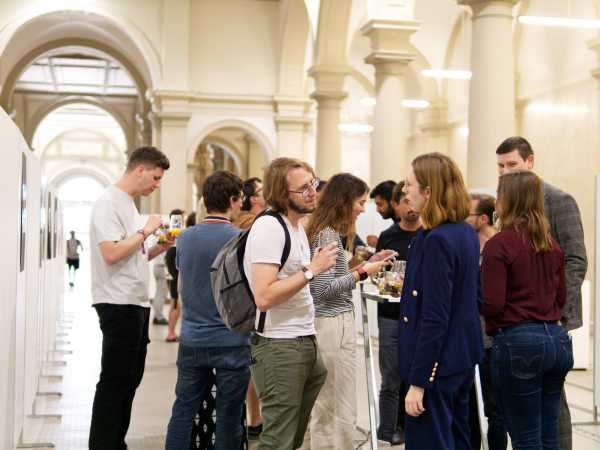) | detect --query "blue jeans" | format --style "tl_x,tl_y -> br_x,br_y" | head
480,349 -> 508,450
491,322 -> 573,450
377,316 -> 408,437
165,344 -> 251,450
